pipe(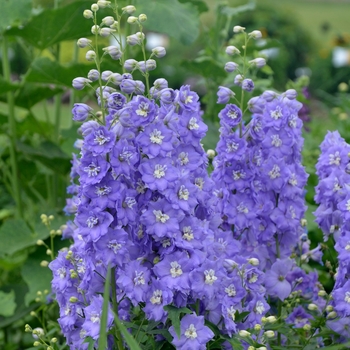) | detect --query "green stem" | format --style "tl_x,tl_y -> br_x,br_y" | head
70,41 -> 79,107
277,300 -> 282,346
2,36 -> 23,218
111,268 -> 124,350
